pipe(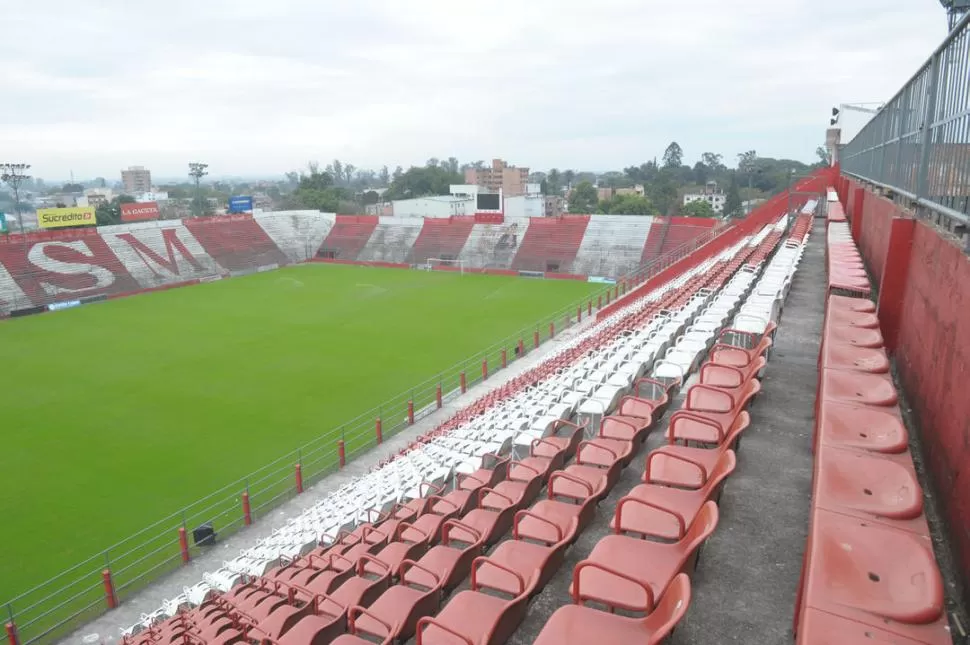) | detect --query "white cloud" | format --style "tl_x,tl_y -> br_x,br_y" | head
0,0 -> 949,180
